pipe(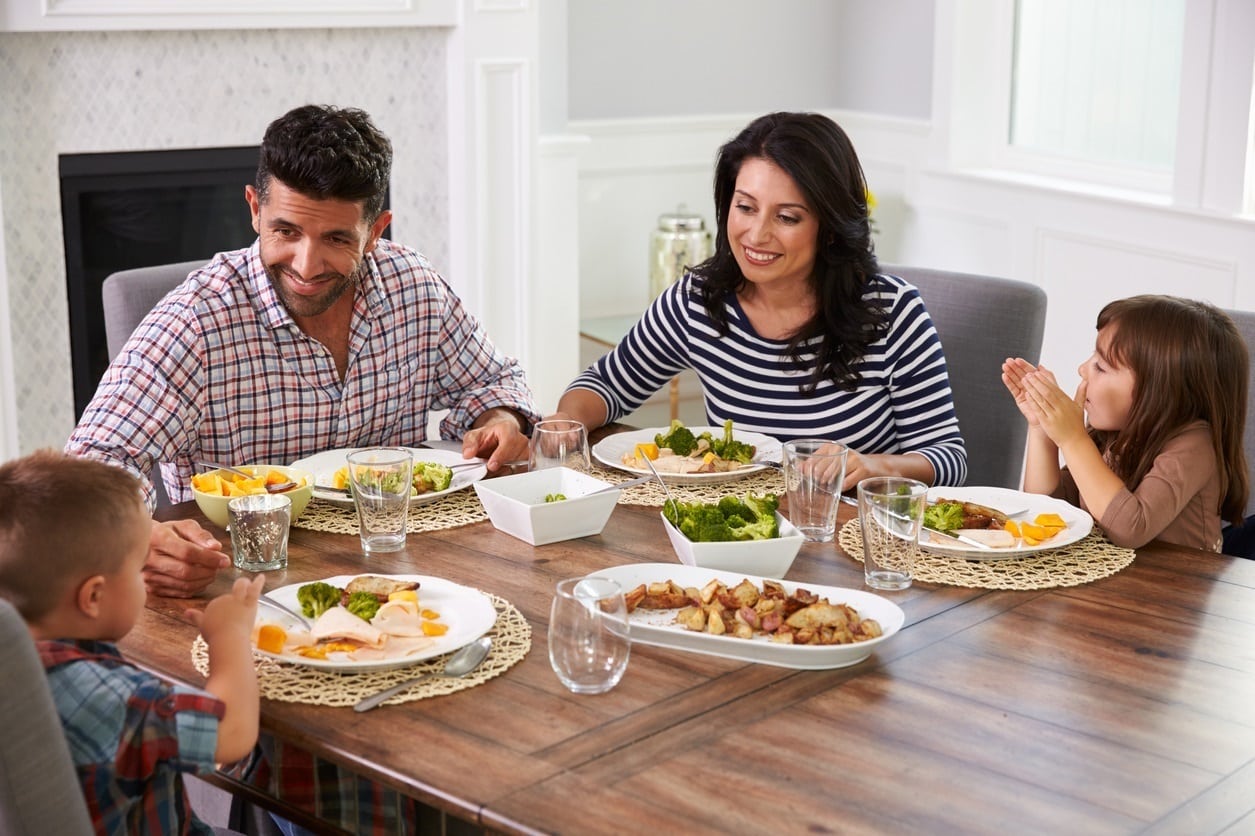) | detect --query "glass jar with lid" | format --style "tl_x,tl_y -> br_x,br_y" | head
649,206 -> 712,300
